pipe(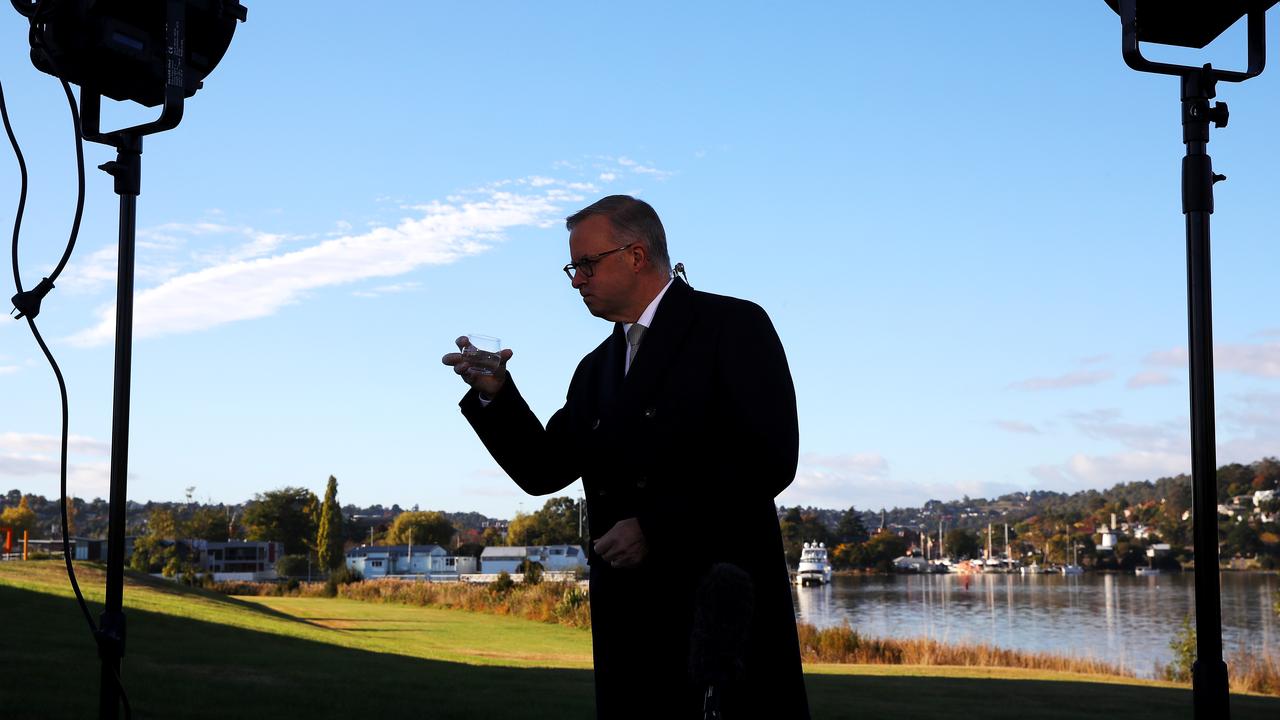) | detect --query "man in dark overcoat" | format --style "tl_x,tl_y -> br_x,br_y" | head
443,195 -> 810,719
